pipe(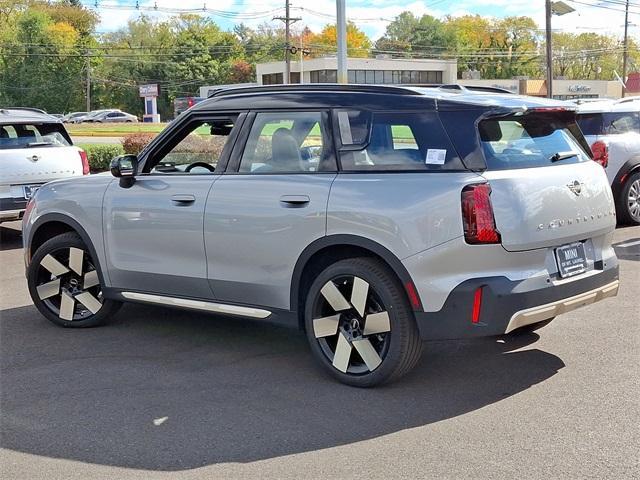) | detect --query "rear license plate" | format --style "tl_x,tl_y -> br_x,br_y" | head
555,242 -> 588,278
23,185 -> 40,200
